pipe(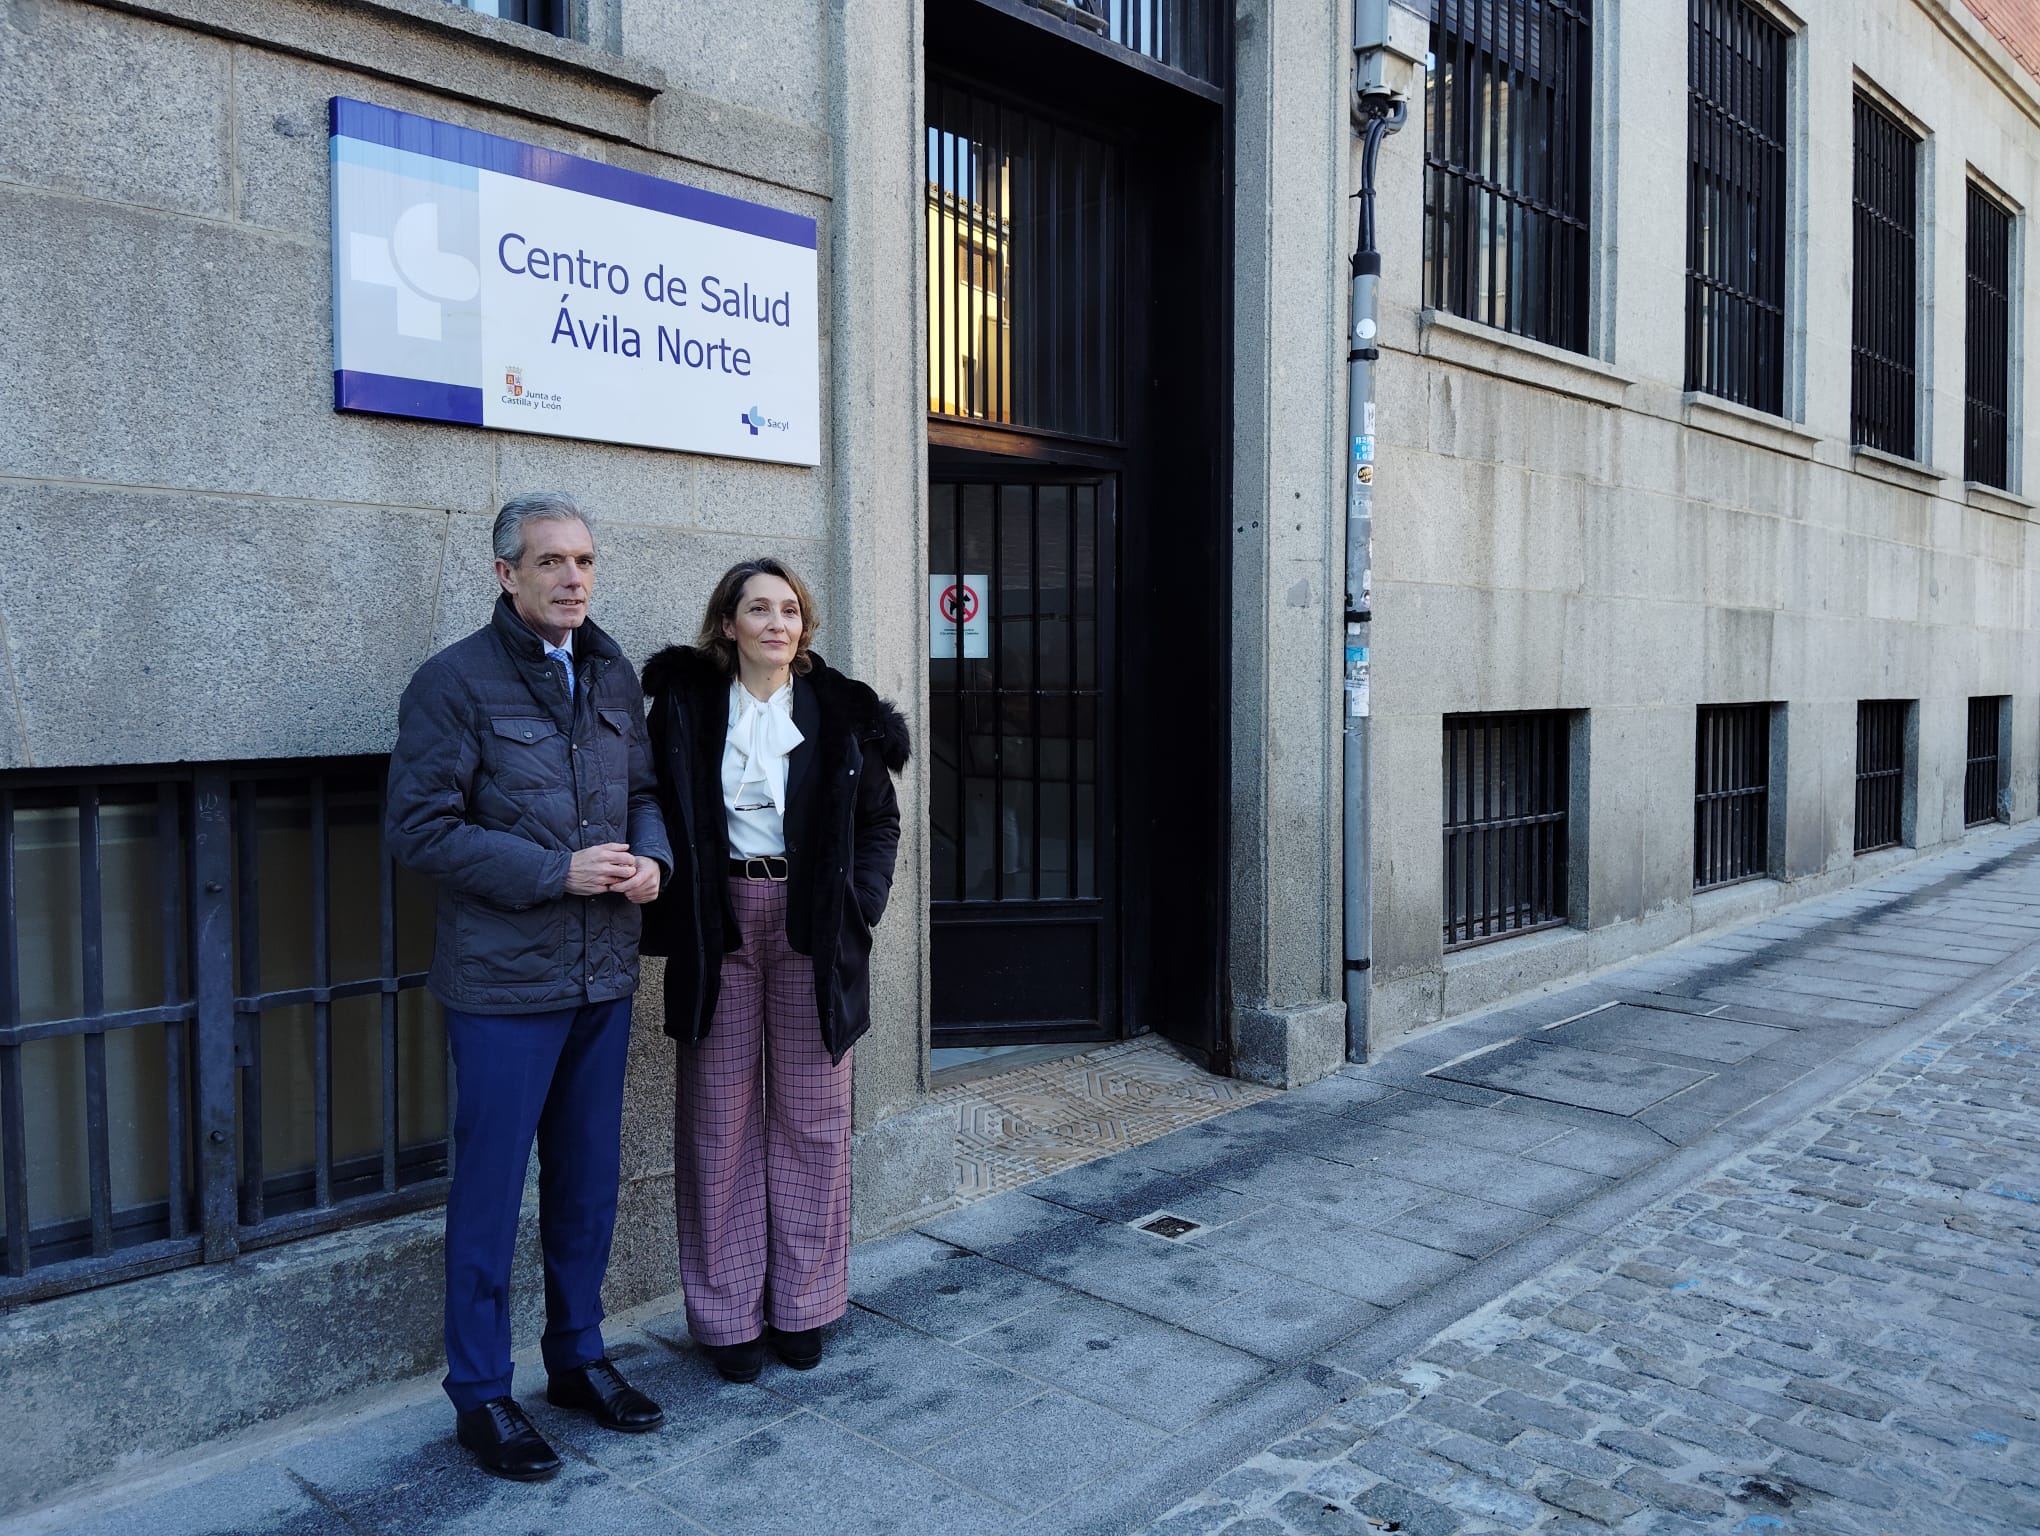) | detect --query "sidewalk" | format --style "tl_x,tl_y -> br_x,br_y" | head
14,825 -> 2040,1536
